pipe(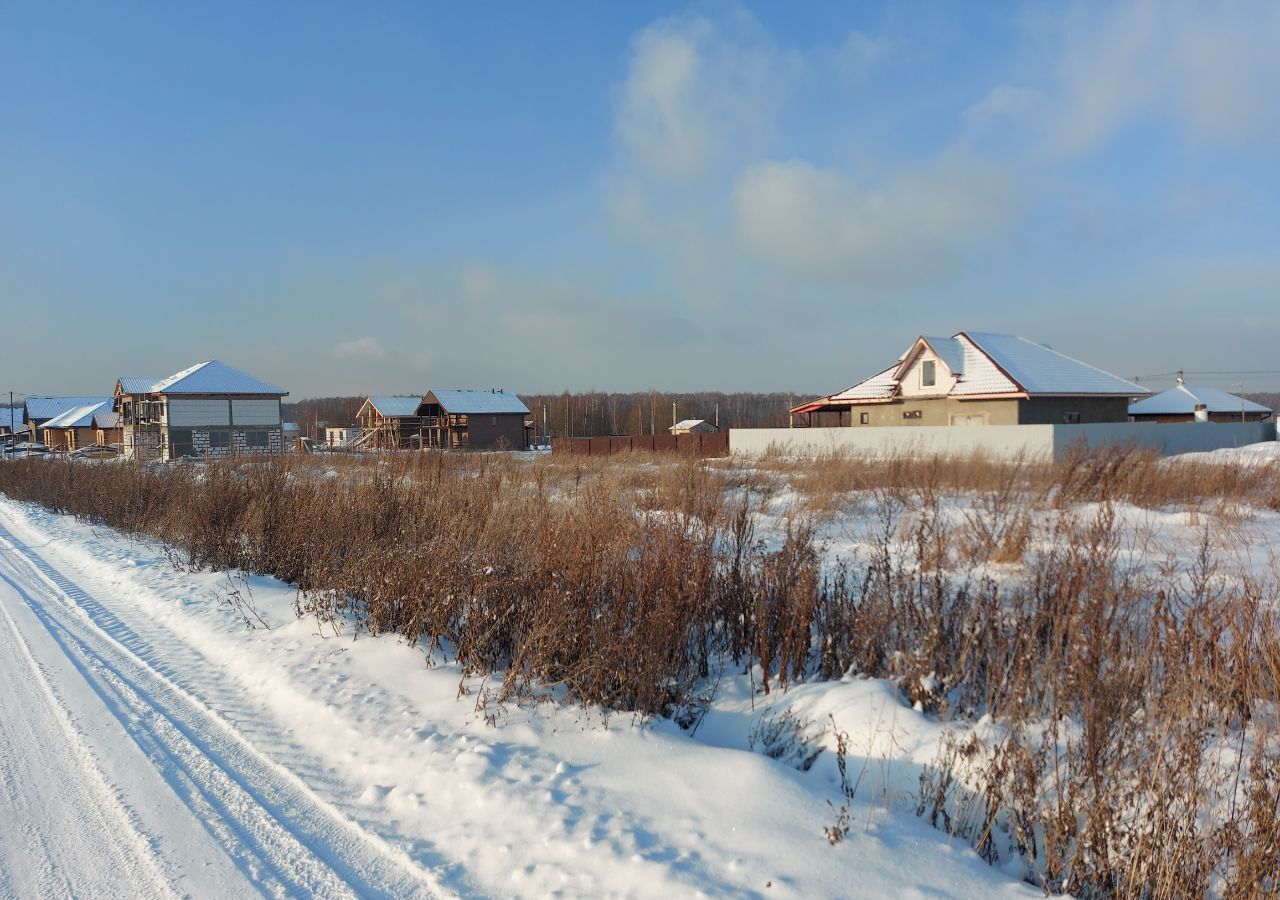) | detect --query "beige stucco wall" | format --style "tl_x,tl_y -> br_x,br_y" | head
849,397 -> 1022,427
842,395 -> 1131,427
